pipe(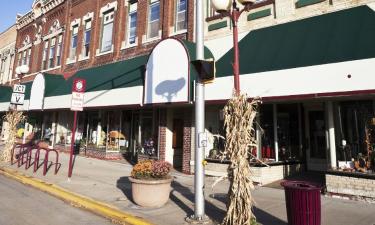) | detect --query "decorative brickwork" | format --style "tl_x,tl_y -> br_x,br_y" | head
55,144 -> 123,160
182,110 -> 192,174
158,108 -> 167,162
326,174 -> 375,201
13,0 -> 195,83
